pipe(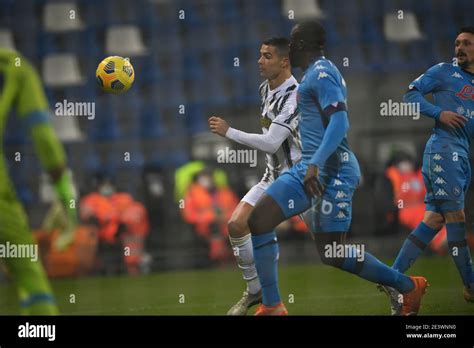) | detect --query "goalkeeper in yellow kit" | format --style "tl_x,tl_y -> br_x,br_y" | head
0,48 -> 77,314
